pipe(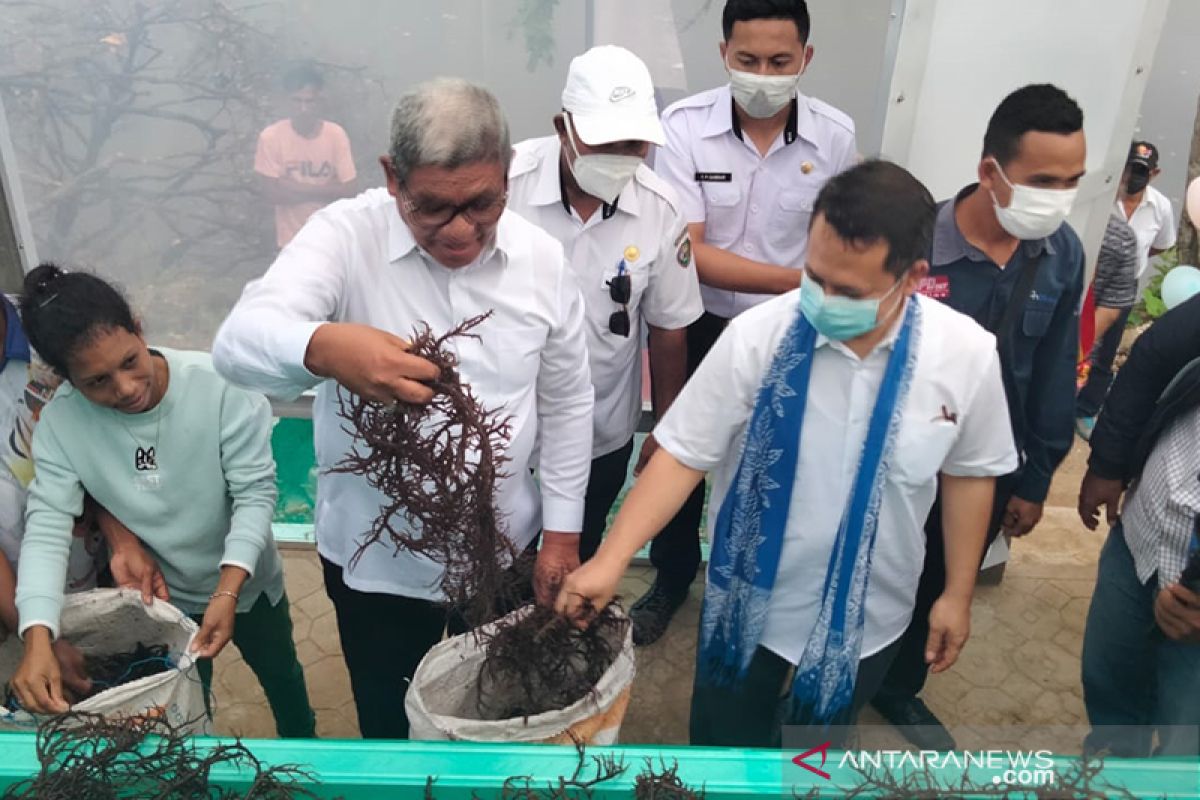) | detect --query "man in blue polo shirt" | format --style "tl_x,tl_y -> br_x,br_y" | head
872,84 -> 1087,749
